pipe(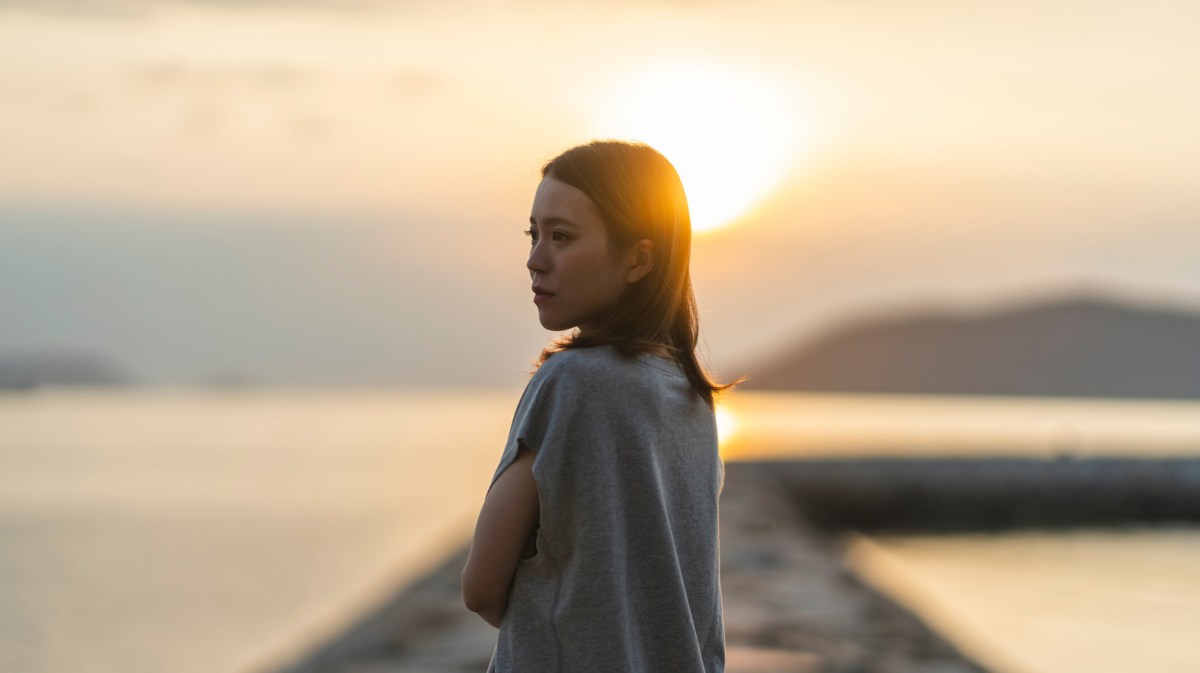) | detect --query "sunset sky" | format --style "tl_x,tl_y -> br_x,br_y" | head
2,0 -> 1198,387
